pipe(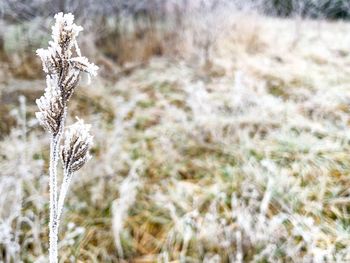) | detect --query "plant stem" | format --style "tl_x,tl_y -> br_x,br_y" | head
49,135 -> 60,263
49,108 -> 67,263
57,169 -> 73,229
